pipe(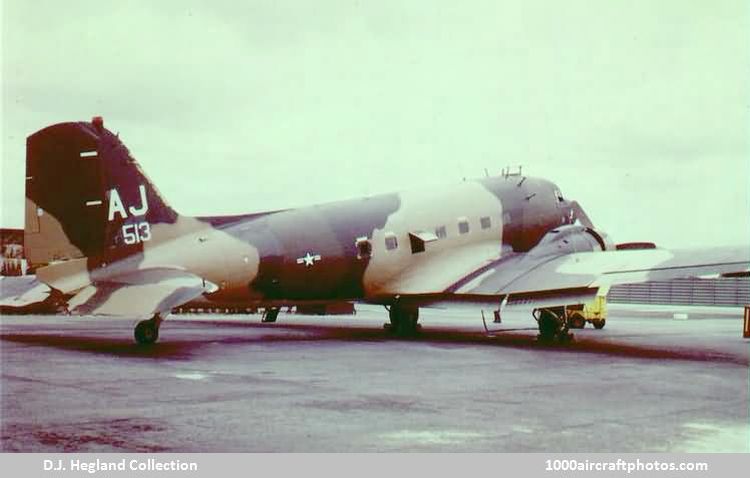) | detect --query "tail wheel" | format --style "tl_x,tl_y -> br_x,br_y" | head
568,311 -> 586,329
134,317 -> 160,345
593,319 -> 606,330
